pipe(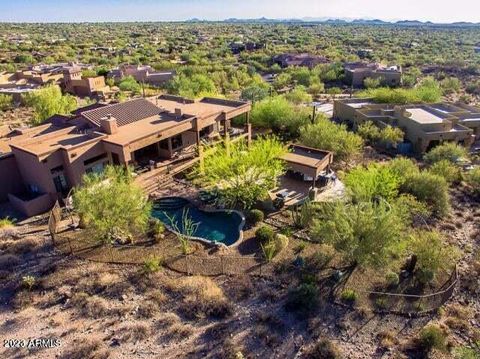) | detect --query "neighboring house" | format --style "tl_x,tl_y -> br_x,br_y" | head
0,96 -> 251,216
108,65 -> 175,87
343,62 -> 402,87
273,53 -> 330,69
334,98 -> 478,153
62,65 -> 110,98
229,41 -> 265,54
